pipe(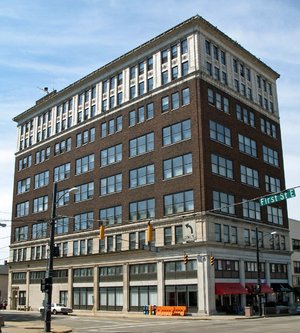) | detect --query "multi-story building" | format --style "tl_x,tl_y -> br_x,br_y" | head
289,218 -> 300,305
8,15 -> 292,315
